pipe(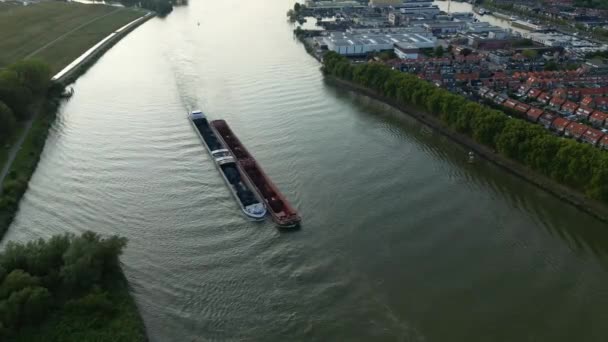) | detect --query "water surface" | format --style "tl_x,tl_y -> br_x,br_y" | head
5,1 -> 608,341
